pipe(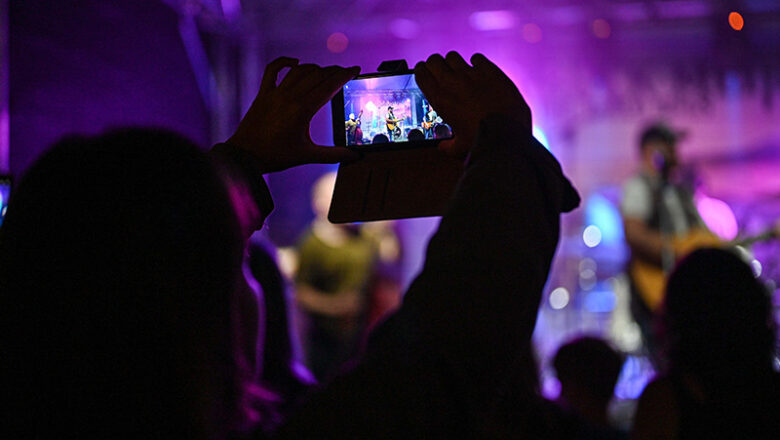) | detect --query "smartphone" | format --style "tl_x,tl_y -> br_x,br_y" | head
331,70 -> 453,149
0,175 -> 11,227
